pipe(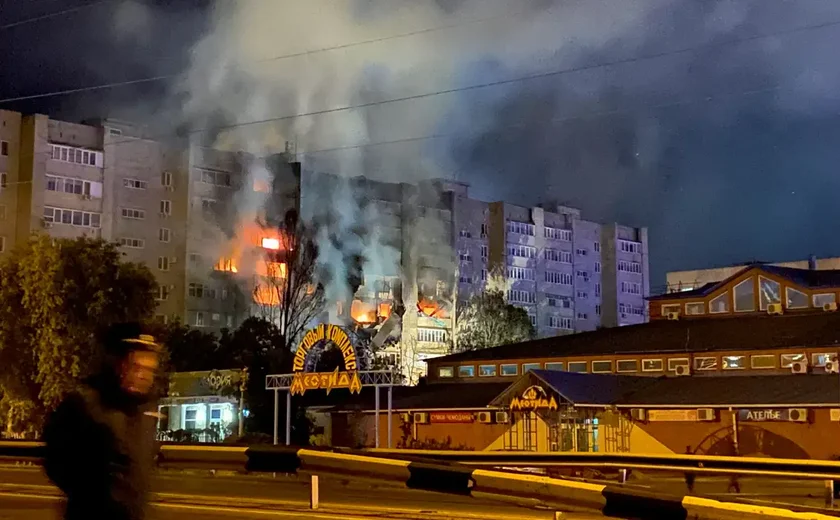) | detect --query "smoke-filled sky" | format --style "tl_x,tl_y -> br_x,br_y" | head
3,0 -> 840,290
